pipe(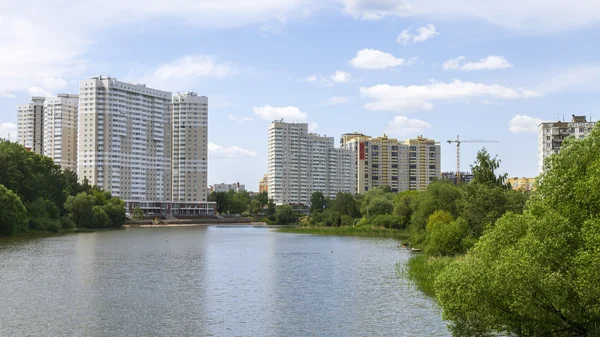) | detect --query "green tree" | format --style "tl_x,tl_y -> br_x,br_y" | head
310,191 -> 326,214
65,192 -> 96,228
368,198 -> 394,217
393,190 -> 420,224
329,192 -> 360,218
248,199 -> 262,216
209,191 -> 229,214
470,148 -> 508,188
255,191 -> 269,208
360,187 -> 395,217
275,205 -> 296,225
265,198 -> 276,220
0,184 -> 28,235
103,197 -> 126,227
436,124 -> 600,336
425,217 -> 472,256
132,206 -> 144,220
410,180 -> 463,230
91,206 -> 110,228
